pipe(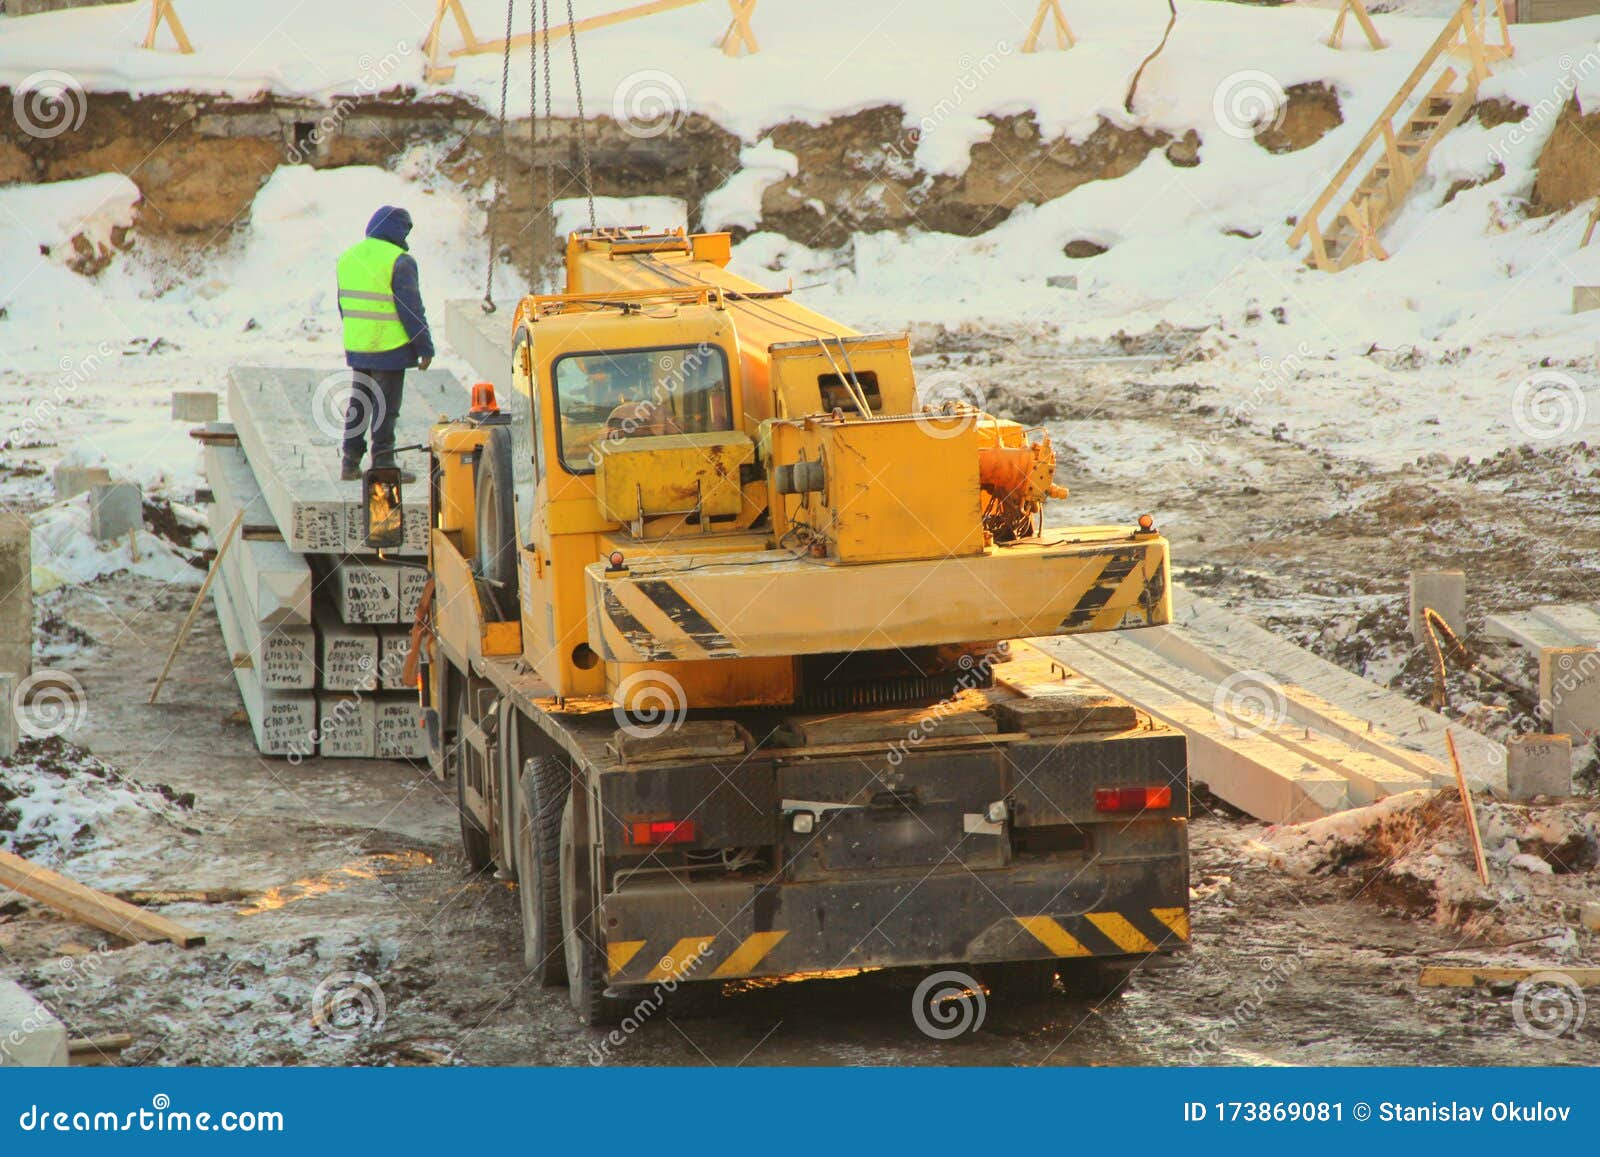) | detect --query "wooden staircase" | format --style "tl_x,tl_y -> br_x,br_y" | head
1289,1 -> 1510,272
